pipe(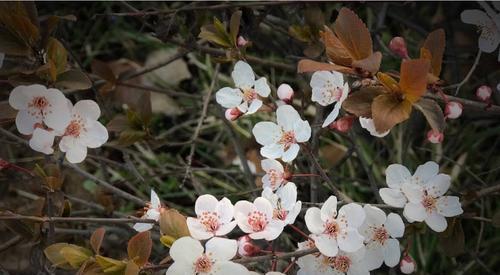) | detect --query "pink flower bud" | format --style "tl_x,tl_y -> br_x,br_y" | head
427,129 -> 444,144
277,83 -> 294,104
389,37 -> 409,59
329,116 -> 355,132
445,101 -> 463,119
0,159 -> 9,170
400,254 -> 417,274
225,108 -> 243,121
476,85 -> 492,102
237,235 -> 260,257
237,36 -> 249,47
